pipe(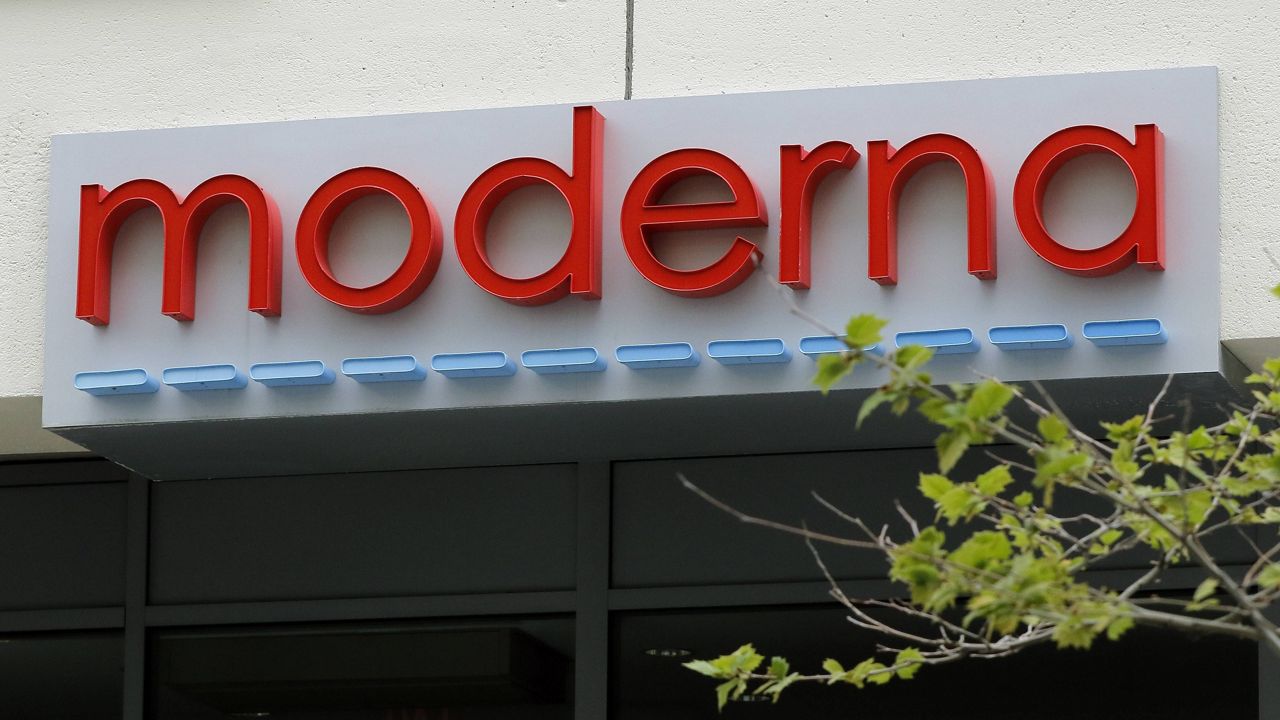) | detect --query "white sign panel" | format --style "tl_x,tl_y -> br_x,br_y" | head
44,67 -> 1219,430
